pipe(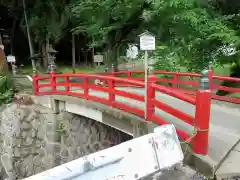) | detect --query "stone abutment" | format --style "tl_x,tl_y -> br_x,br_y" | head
0,103 -> 131,179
